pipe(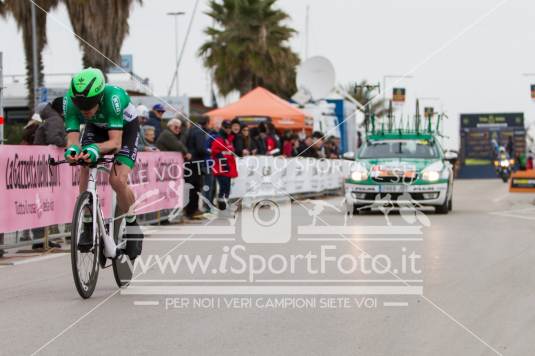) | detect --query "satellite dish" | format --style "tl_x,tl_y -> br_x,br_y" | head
296,56 -> 336,101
